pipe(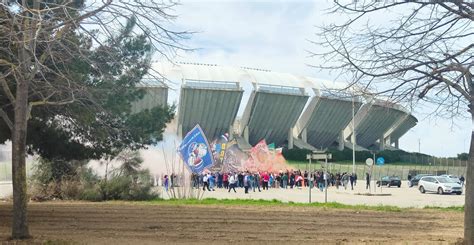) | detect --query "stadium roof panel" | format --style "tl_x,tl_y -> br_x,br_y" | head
149,62 -> 417,149
152,62 -> 348,90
